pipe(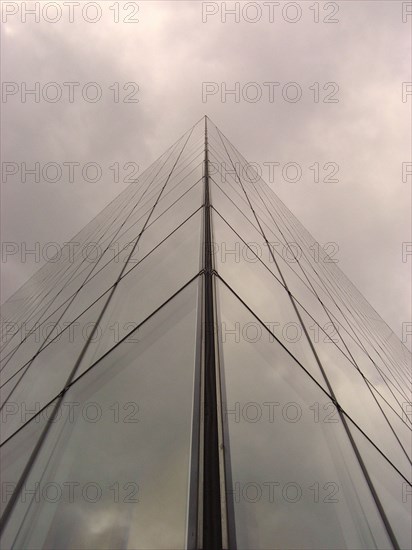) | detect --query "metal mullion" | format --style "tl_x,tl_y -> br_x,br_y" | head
201,116 -> 226,550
